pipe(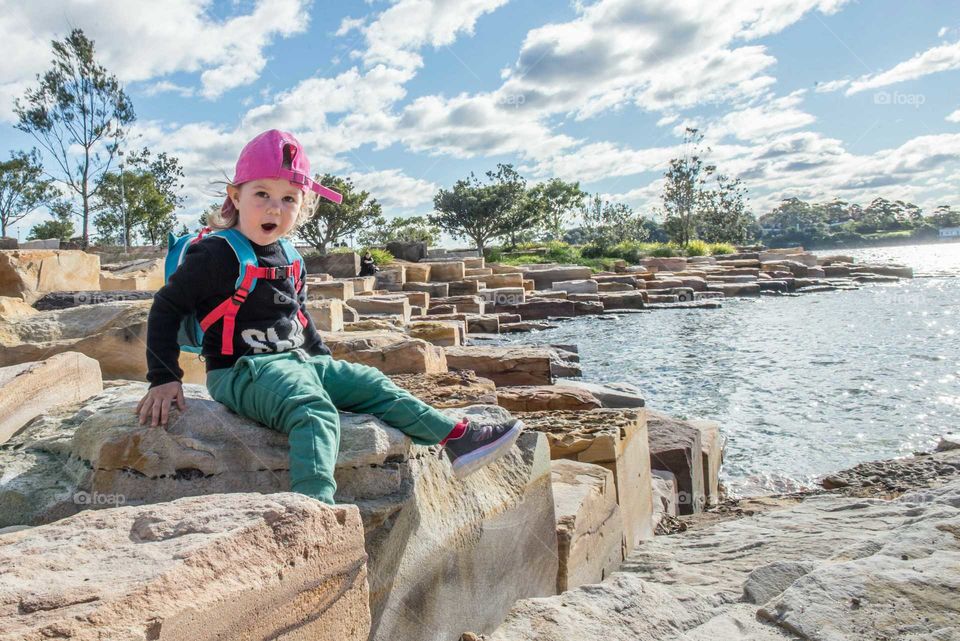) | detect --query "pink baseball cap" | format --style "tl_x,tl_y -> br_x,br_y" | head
222,129 -> 342,217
